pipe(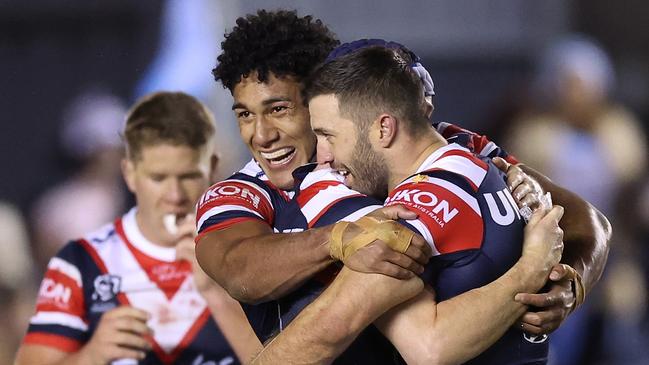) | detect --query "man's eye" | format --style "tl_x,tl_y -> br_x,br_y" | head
271,106 -> 288,113
237,111 -> 251,118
